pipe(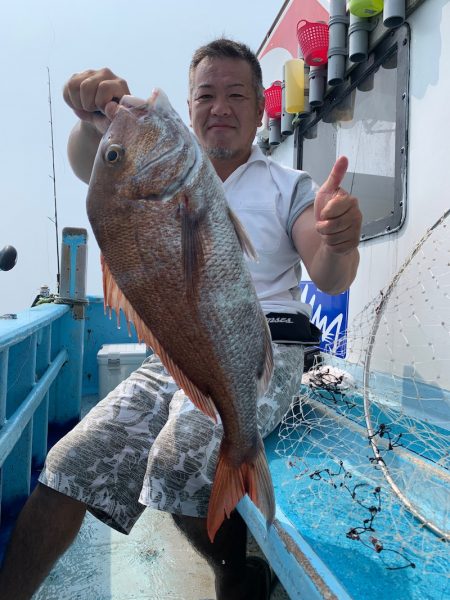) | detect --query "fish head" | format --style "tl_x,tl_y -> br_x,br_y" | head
87,89 -> 200,211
